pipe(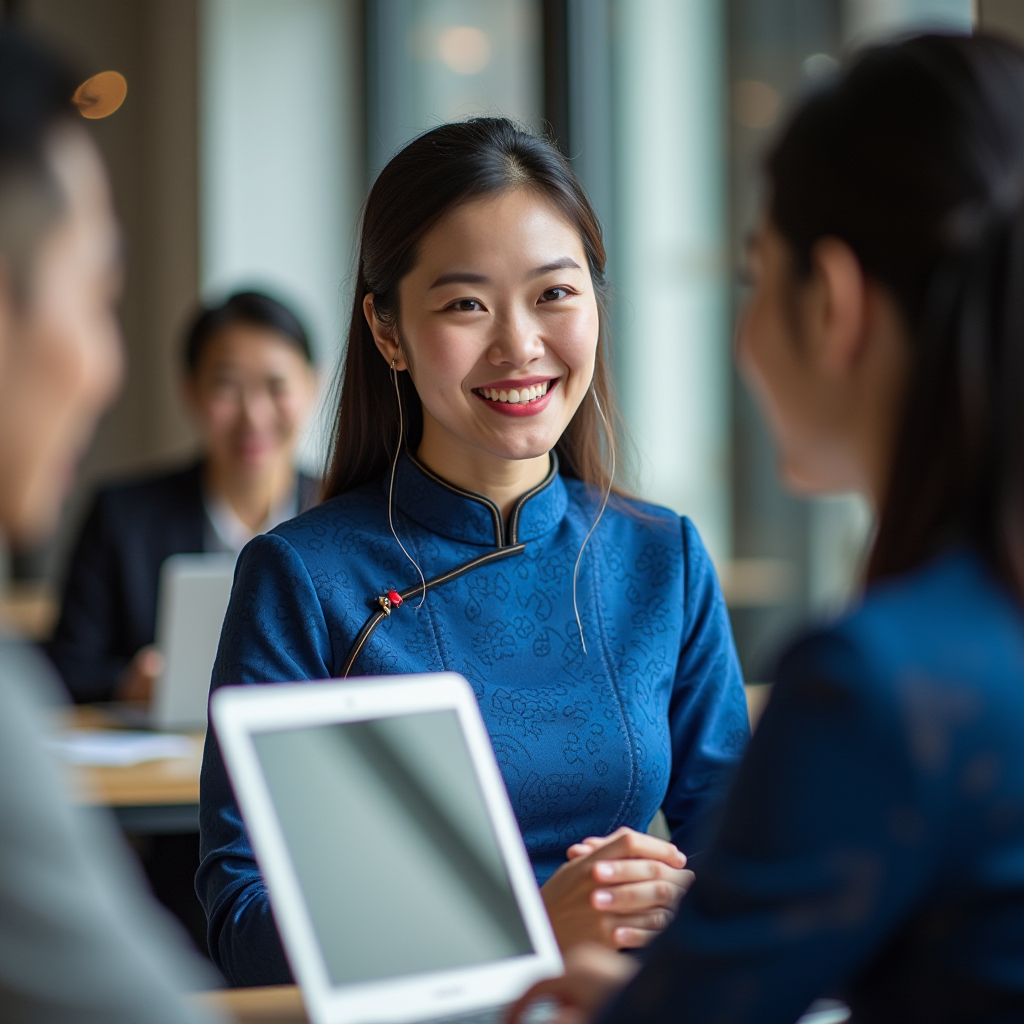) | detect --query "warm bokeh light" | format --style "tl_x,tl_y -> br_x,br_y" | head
437,26 -> 491,75
733,79 -> 780,129
72,70 -> 128,120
